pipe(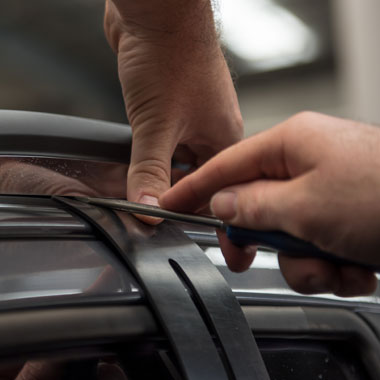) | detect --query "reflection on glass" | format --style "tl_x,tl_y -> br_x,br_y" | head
0,156 -> 128,198
0,356 -> 129,380
0,239 -> 135,303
